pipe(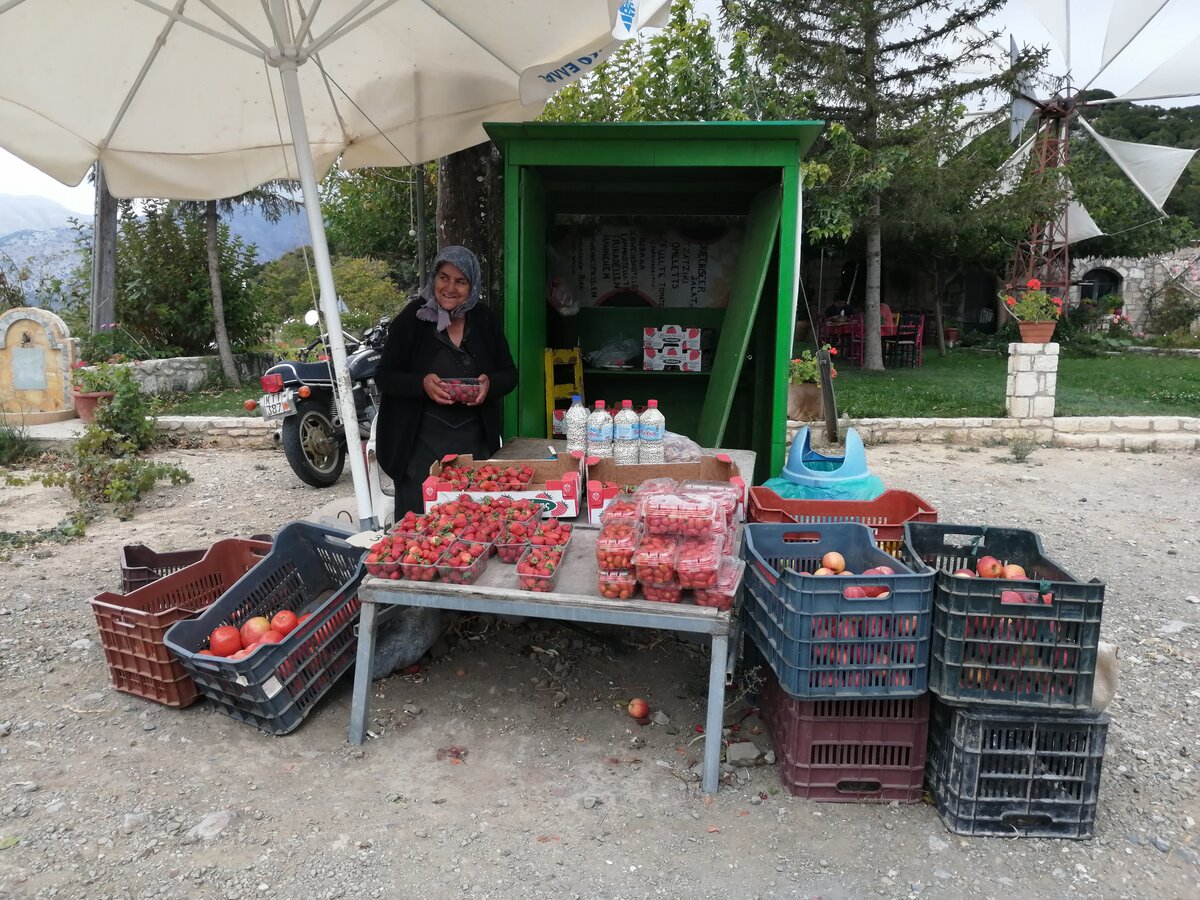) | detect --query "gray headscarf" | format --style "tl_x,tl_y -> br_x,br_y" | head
416,245 -> 482,332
